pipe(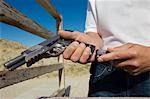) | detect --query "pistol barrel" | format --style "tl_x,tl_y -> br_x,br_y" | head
4,55 -> 26,70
